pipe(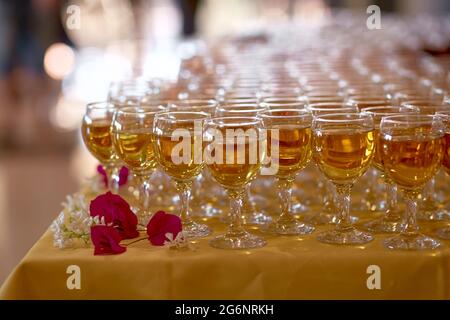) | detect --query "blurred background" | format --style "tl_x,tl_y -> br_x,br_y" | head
0,0 -> 449,284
